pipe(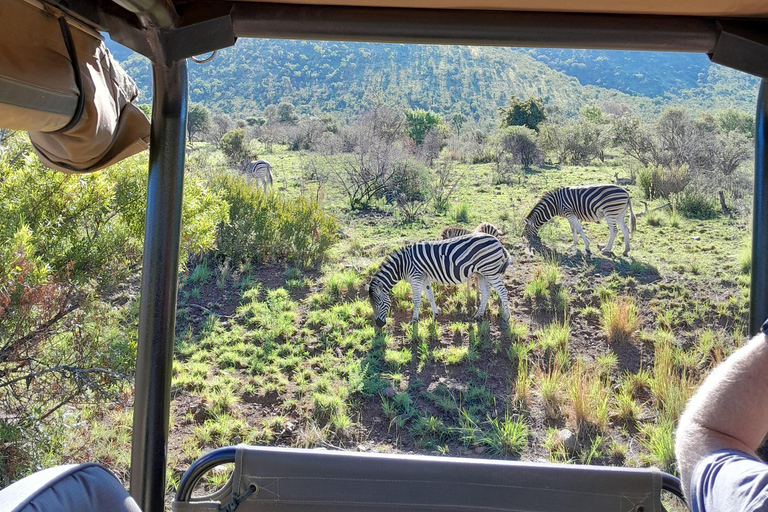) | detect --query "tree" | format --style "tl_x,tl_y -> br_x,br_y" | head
499,96 -> 547,132
406,108 -> 443,145
562,120 -> 610,164
220,128 -> 248,163
187,103 -> 211,142
716,109 -> 754,138
315,108 -> 409,209
417,127 -> 445,167
491,126 -> 543,184
276,102 -> 298,124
